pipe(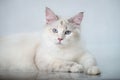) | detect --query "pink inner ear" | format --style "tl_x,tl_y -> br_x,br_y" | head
68,12 -> 84,25
46,7 -> 58,24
